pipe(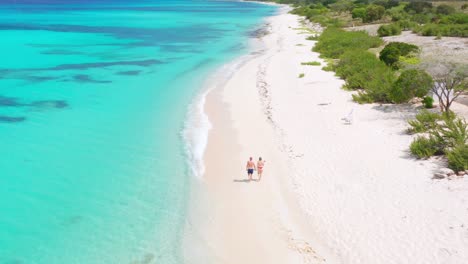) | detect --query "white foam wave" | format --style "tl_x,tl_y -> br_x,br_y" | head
183,25 -> 269,179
